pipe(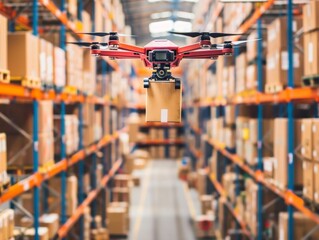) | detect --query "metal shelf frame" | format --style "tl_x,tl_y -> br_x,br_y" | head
186,1 -> 315,239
